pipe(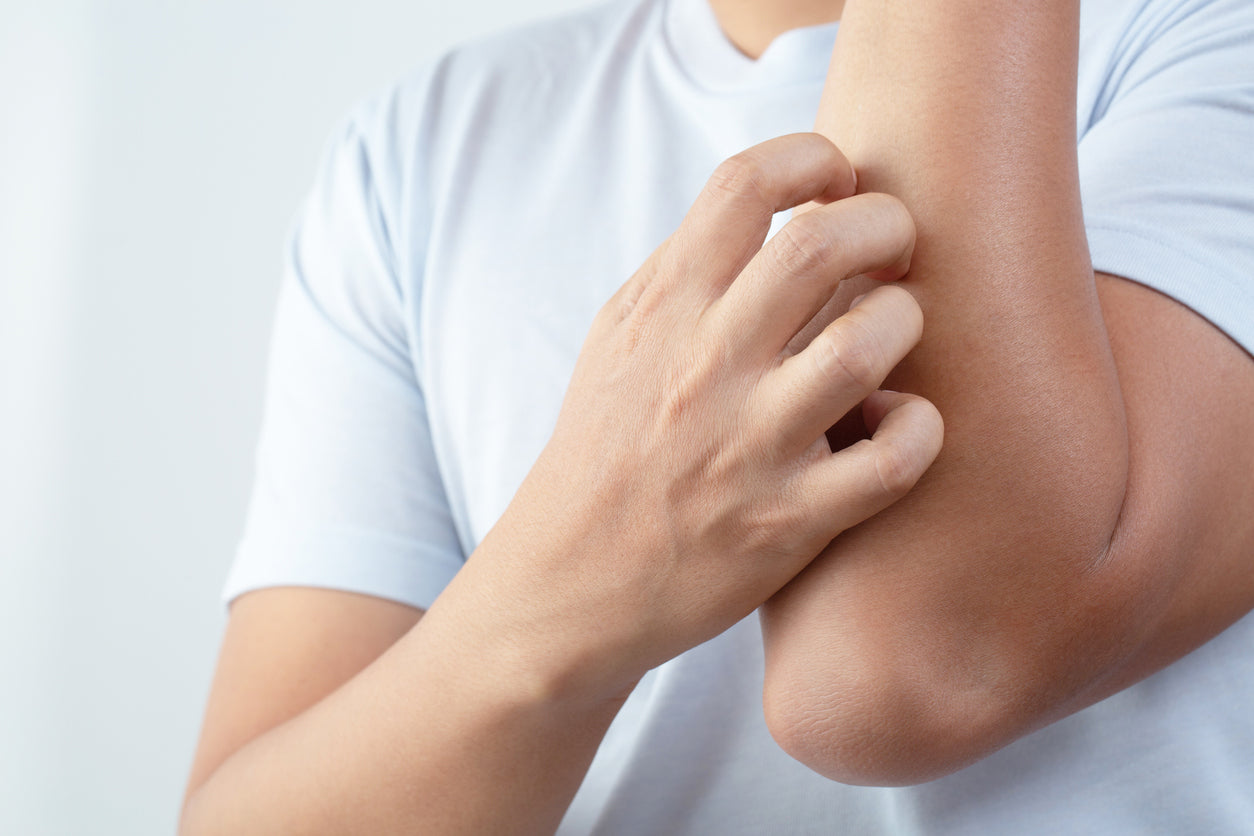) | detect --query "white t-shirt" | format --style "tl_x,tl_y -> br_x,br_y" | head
225,0 -> 1254,831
